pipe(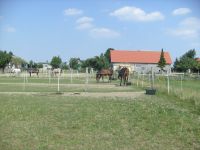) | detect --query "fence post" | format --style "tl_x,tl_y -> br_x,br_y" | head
137,72 -> 139,87
142,72 -> 144,87
85,67 -> 89,92
70,69 -> 73,84
49,70 -> 51,84
180,74 -> 183,92
57,75 -> 60,92
167,72 -> 170,94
